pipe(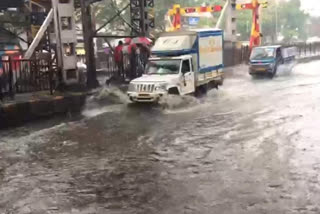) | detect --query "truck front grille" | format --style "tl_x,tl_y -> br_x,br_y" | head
136,84 -> 155,93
